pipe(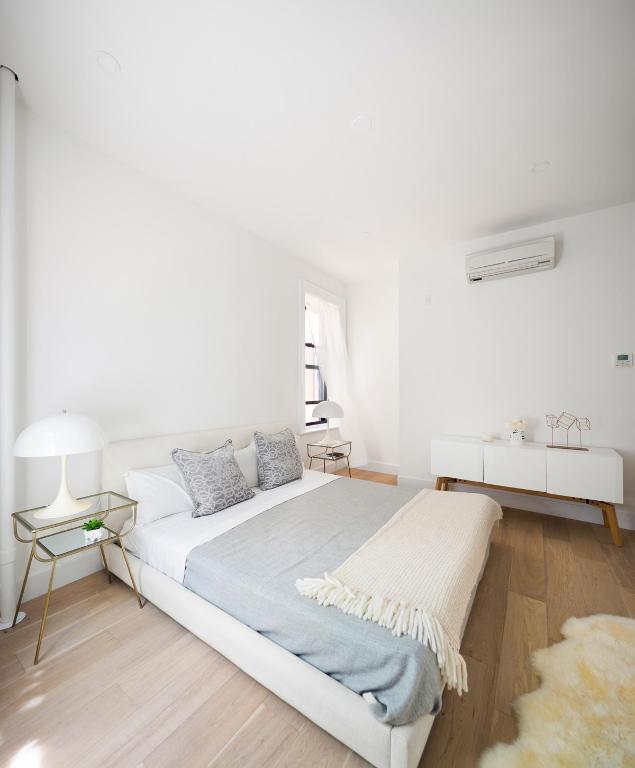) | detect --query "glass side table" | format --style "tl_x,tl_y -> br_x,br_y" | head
12,490 -> 143,665
307,441 -> 352,477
